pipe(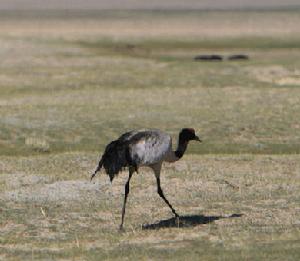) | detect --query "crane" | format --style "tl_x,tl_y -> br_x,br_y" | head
91,128 -> 201,230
